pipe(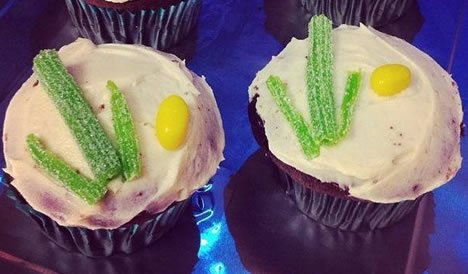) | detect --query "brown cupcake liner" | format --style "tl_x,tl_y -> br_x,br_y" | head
65,0 -> 201,50
300,0 -> 415,27
278,170 -> 422,231
4,183 -> 189,257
